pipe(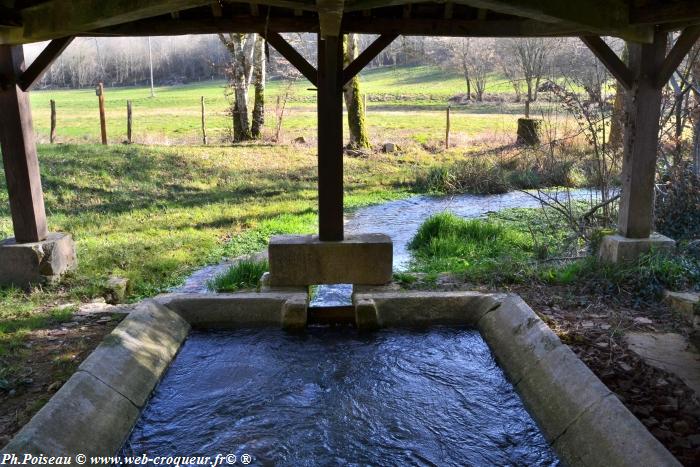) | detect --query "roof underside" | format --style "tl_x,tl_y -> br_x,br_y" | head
0,0 -> 699,45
